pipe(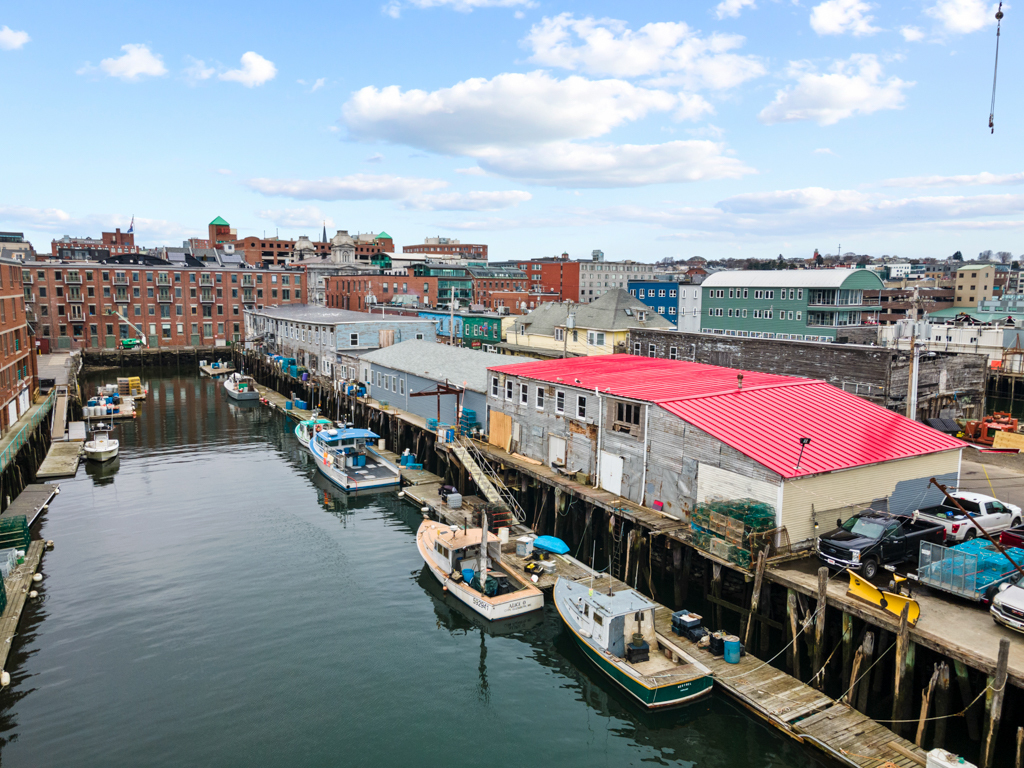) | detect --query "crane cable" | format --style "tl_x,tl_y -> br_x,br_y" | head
989,3 -> 1004,134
